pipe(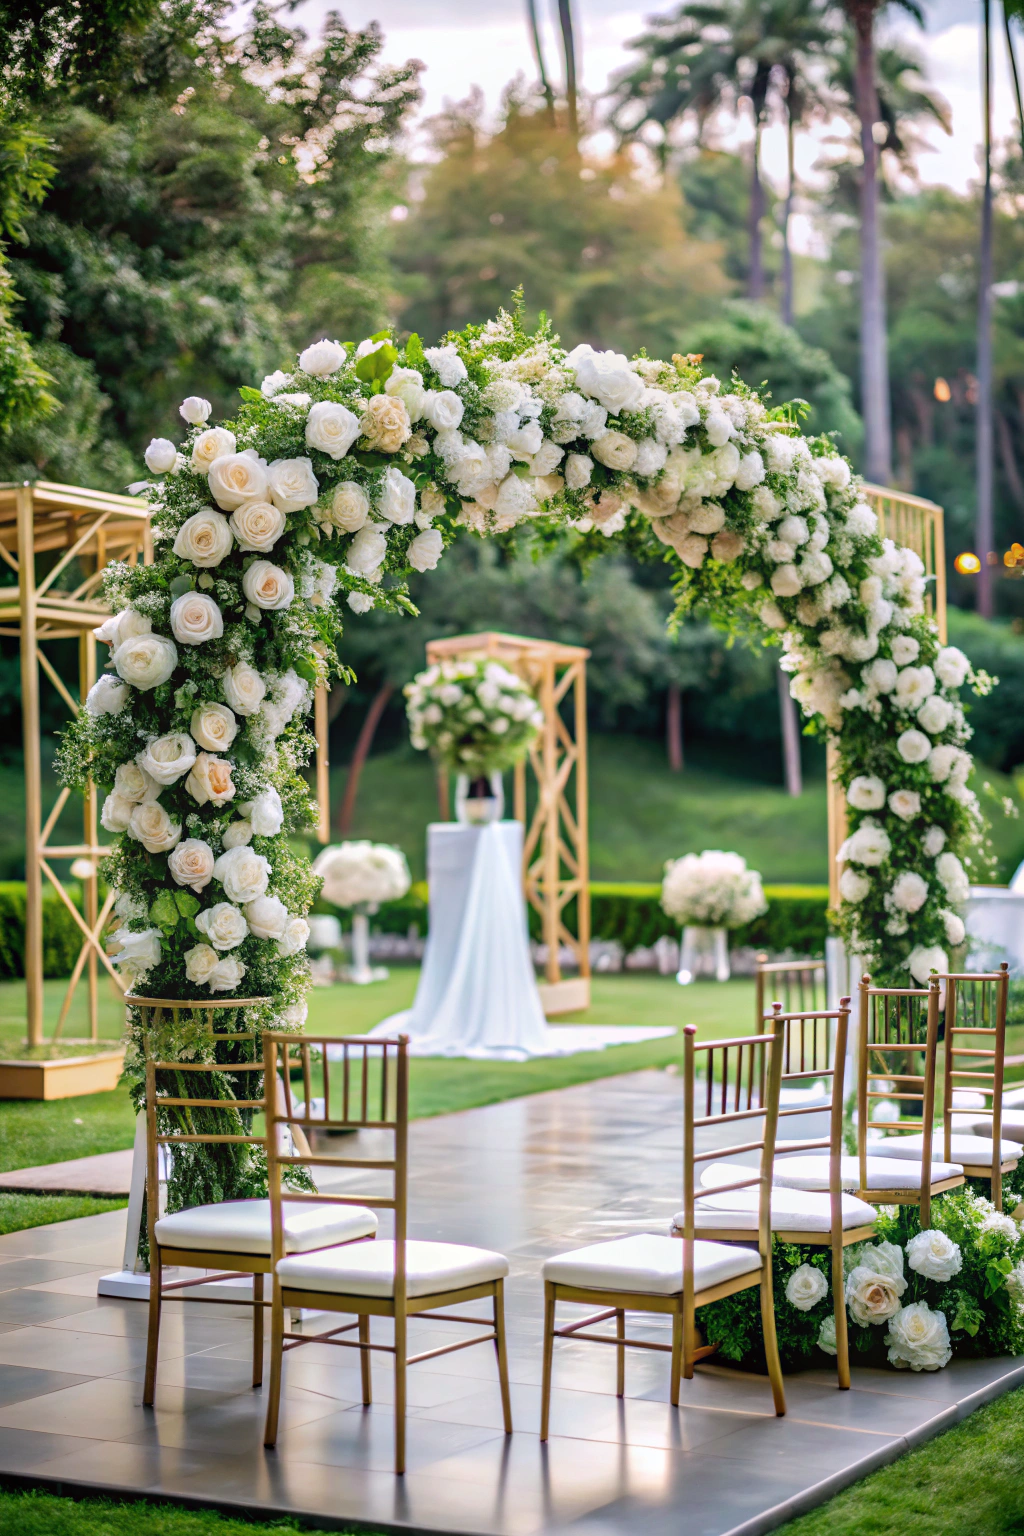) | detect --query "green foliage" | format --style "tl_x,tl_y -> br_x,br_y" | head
0,880 -> 85,979
946,608 -> 1024,773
